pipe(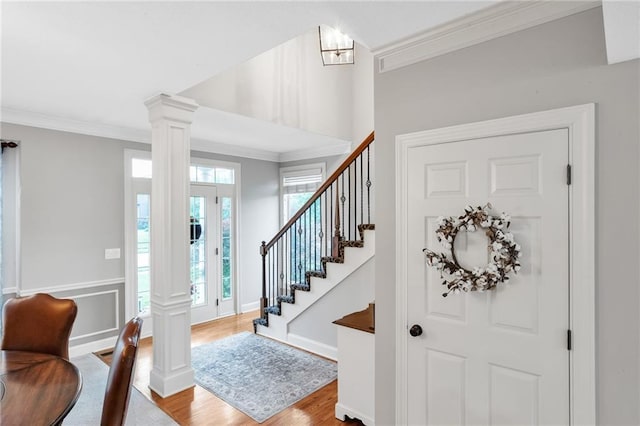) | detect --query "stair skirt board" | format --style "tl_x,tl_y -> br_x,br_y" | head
261,332 -> 338,361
